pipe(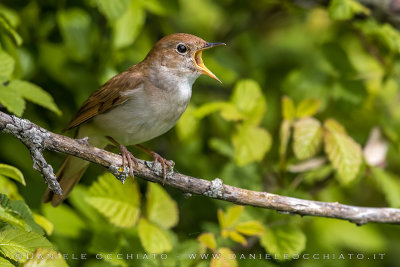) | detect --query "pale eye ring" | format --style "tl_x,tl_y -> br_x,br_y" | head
176,43 -> 187,54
